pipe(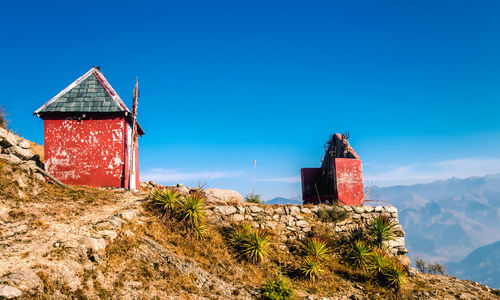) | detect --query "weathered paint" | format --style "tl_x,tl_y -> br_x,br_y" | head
43,114 -> 130,188
333,158 -> 364,205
